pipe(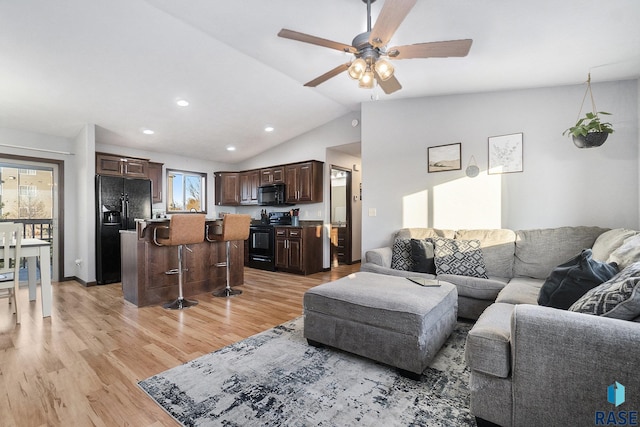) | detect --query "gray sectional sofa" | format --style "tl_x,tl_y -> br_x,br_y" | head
361,226 -> 640,426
